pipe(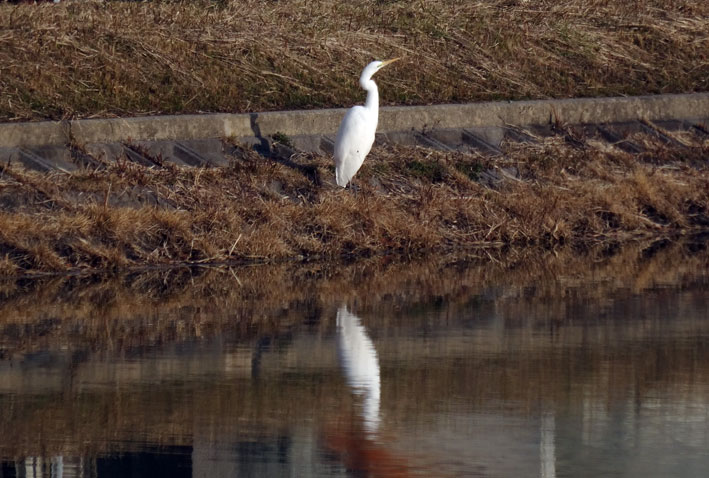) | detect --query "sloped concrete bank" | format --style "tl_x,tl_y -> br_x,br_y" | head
0,94 -> 708,275
0,93 -> 707,171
